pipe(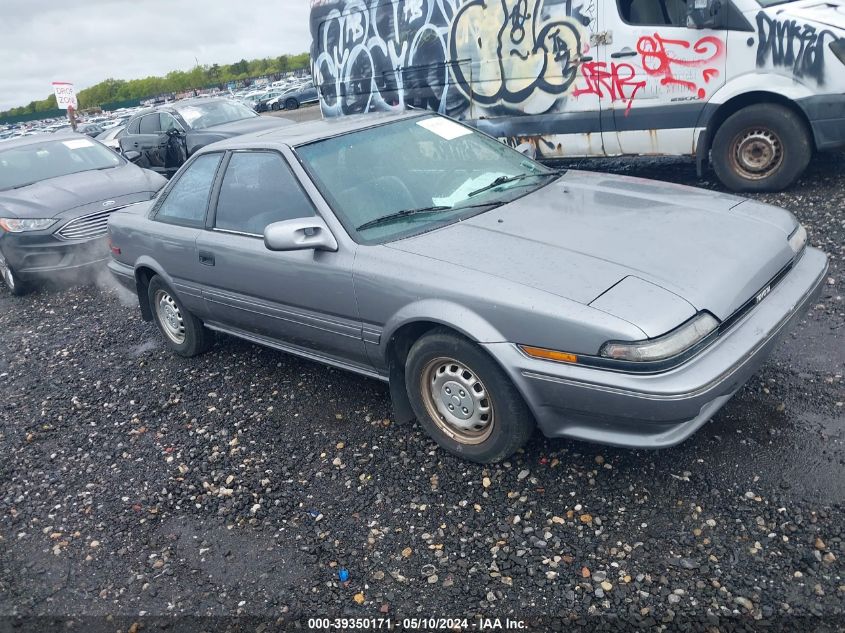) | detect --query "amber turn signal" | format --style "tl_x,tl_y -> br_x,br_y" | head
519,345 -> 578,364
